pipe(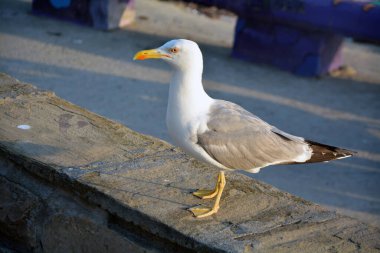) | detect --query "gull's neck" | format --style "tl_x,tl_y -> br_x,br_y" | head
167,63 -> 213,123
